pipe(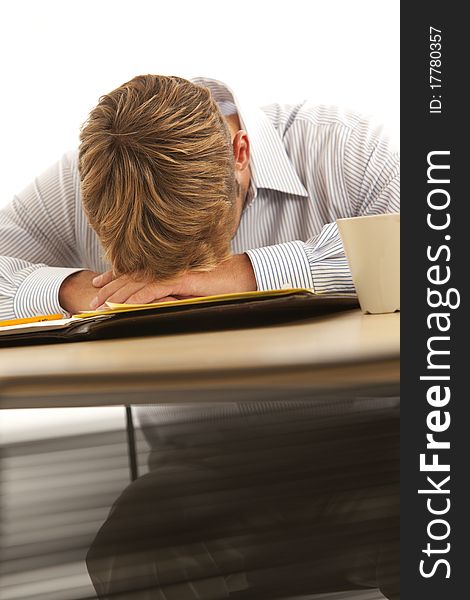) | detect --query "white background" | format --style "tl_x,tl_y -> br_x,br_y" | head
0,0 -> 399,208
